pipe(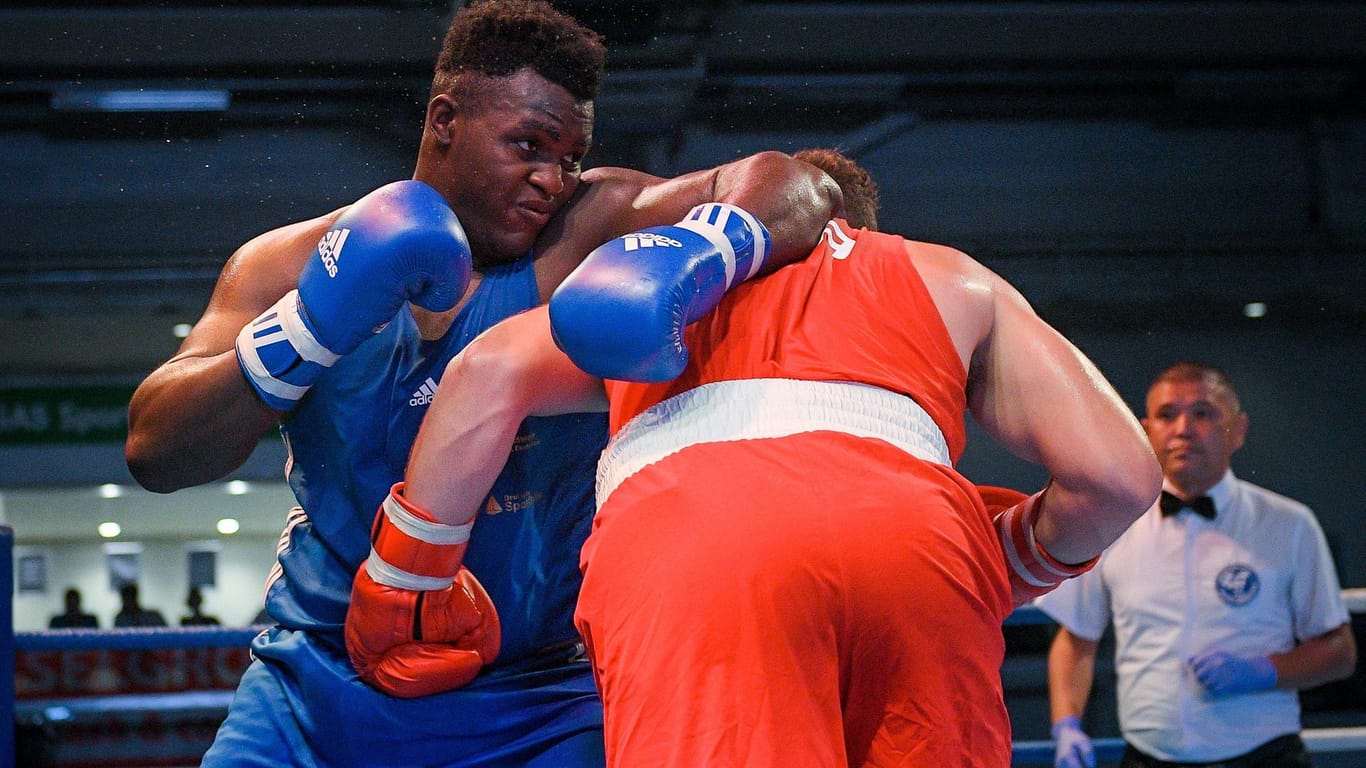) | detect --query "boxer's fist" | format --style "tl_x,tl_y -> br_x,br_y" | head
991,490 -> 1098,607
237,181 -> 472,410
346,564 -> 501,698
344,483 -> 499,698
297,180 -> 471,355
549,203 -> 770,382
